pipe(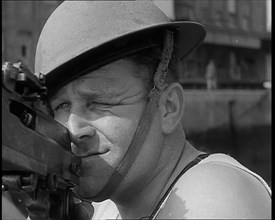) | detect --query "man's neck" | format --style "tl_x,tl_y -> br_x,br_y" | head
114,132 -> 202,219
